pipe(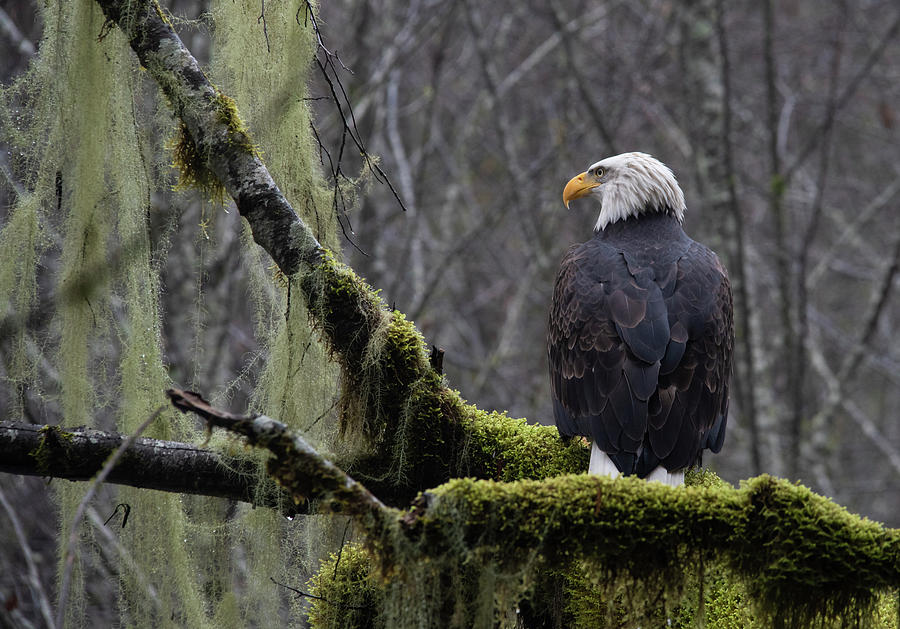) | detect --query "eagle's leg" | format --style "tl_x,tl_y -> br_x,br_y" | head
588,441 -> 684,486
